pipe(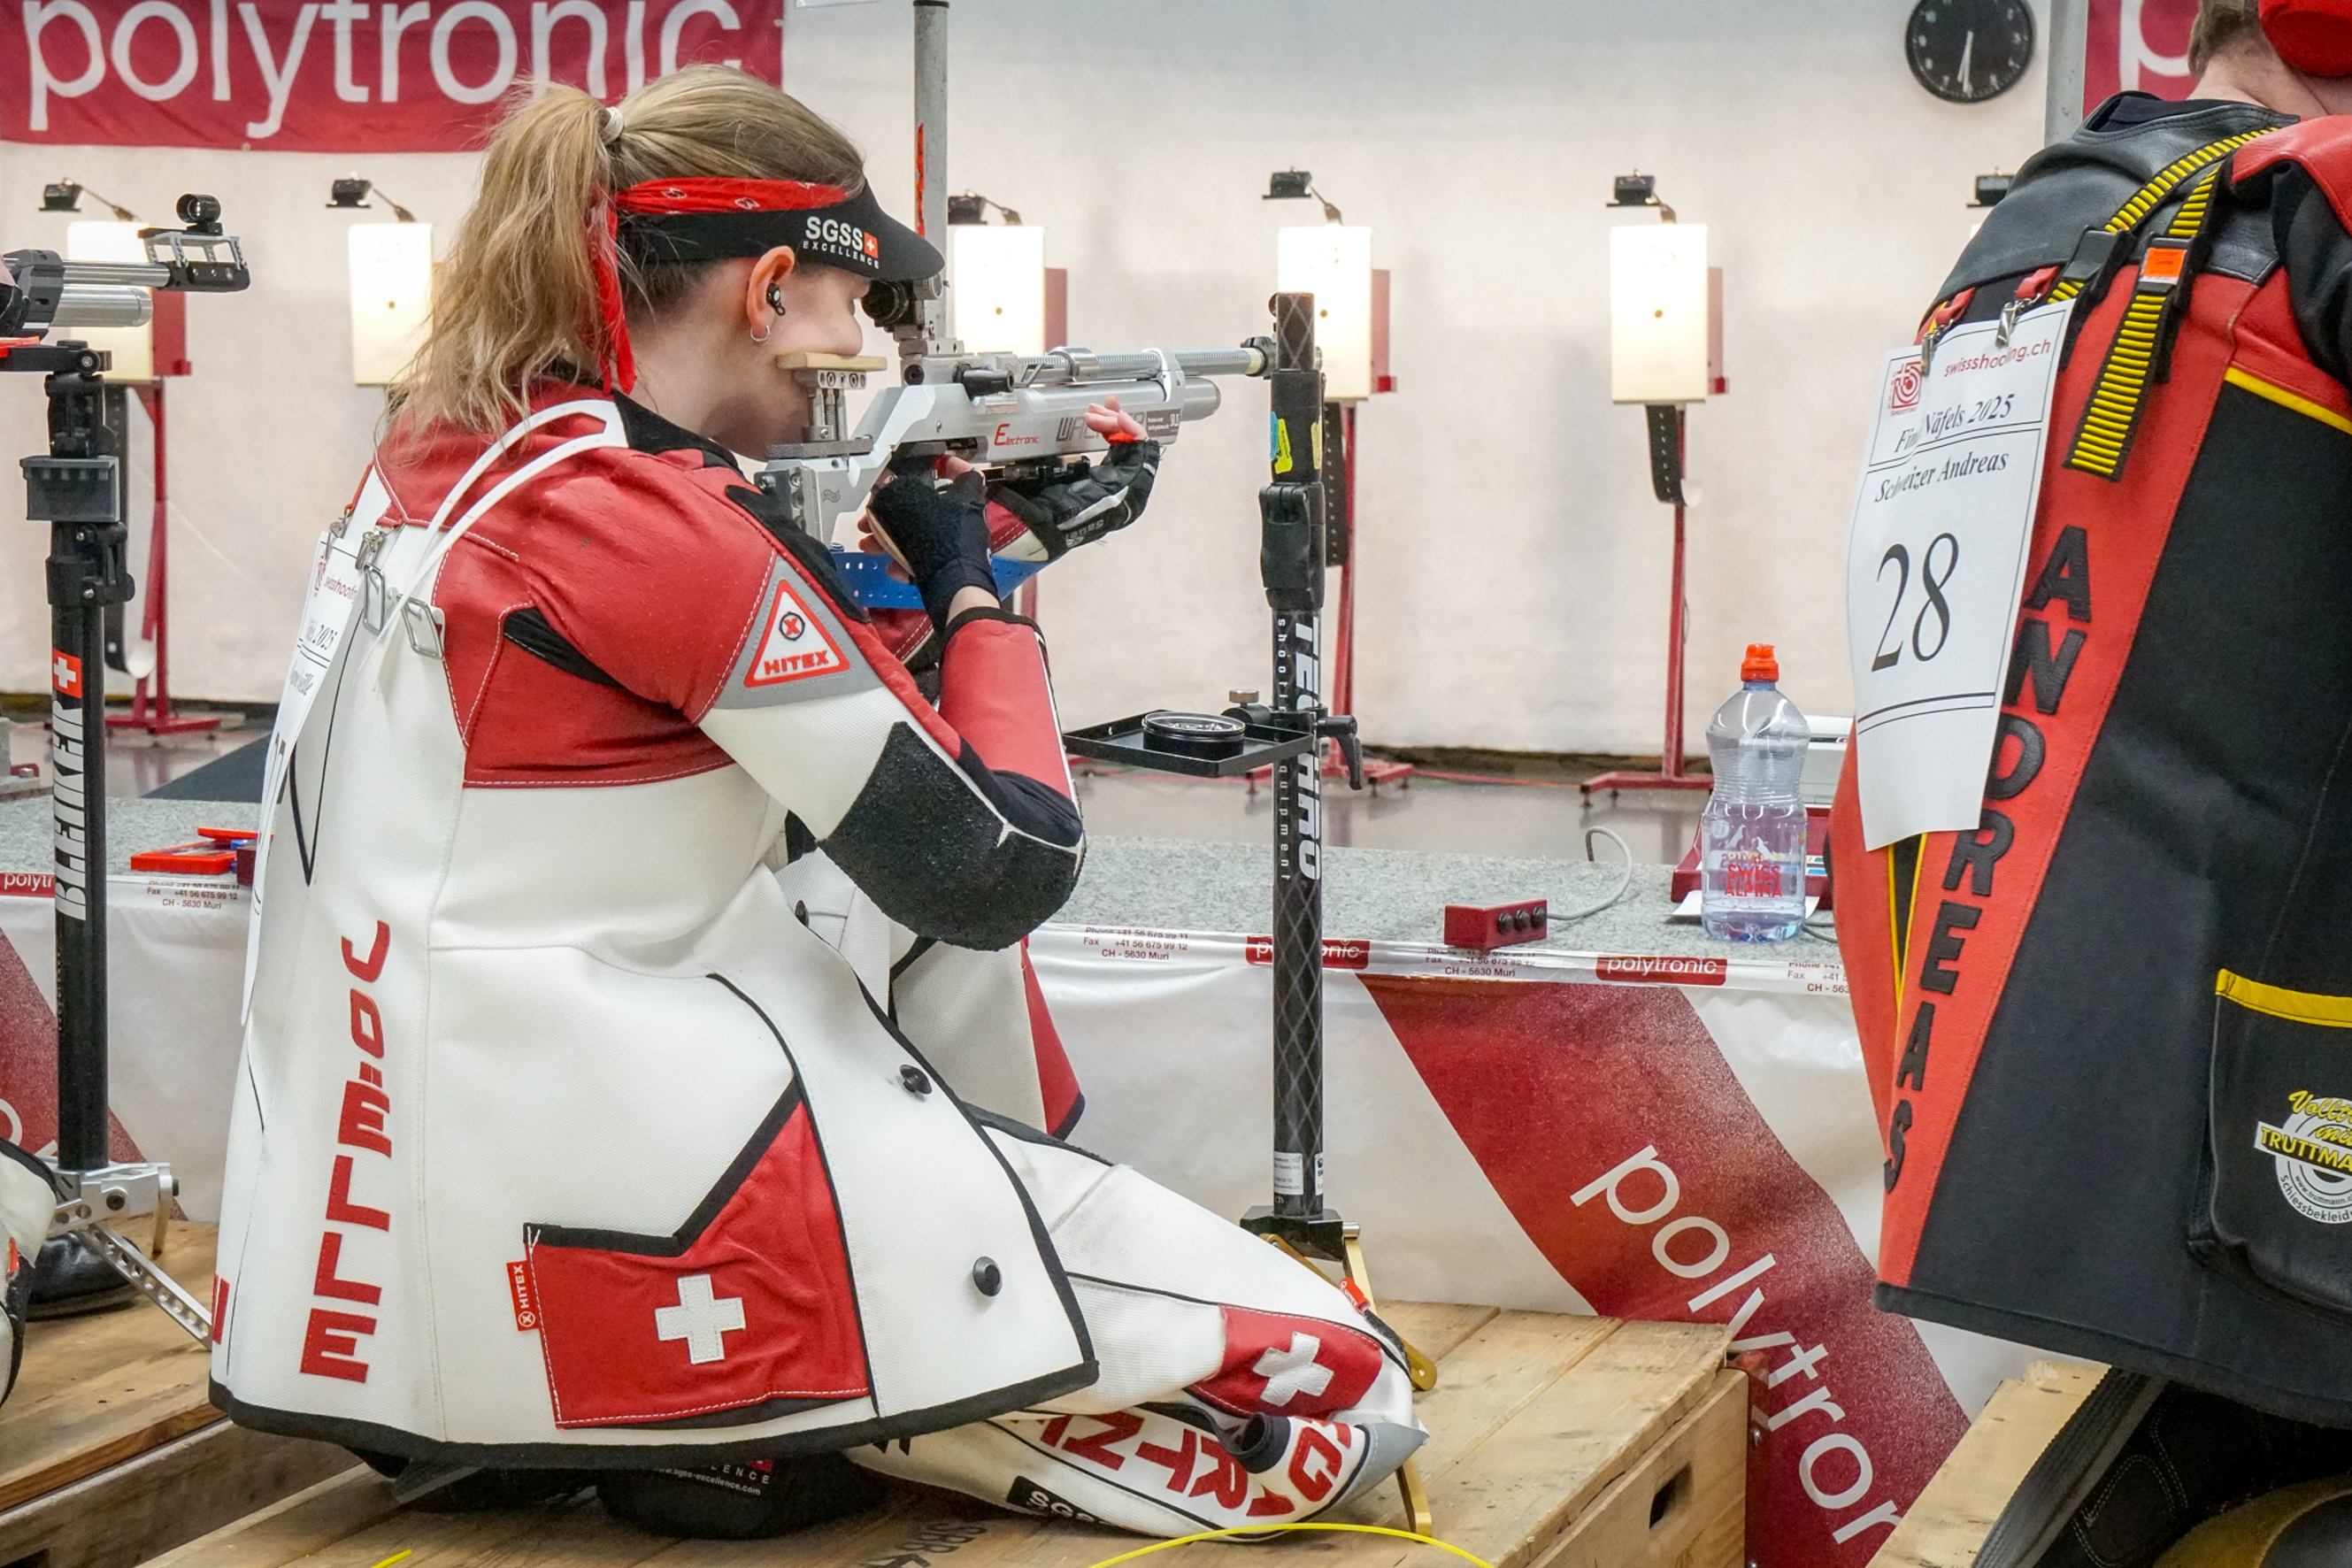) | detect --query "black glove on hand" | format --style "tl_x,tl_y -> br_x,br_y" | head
865,457 -> 997,630
989,439 -> 1162,561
